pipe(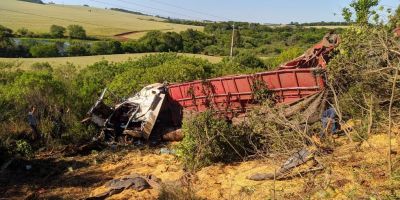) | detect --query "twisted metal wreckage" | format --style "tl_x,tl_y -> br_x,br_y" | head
86,33 -> 340,144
